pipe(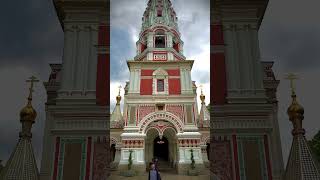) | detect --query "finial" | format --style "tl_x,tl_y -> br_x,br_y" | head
199,84 -> 204,95
19,76 -> 39,138
118,85 -> 122,96
116,85 -> 122,105
199,84 -> 205,104
26,76 -> 39,104
285,73 -> 298,96
285,73 -> 305,136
